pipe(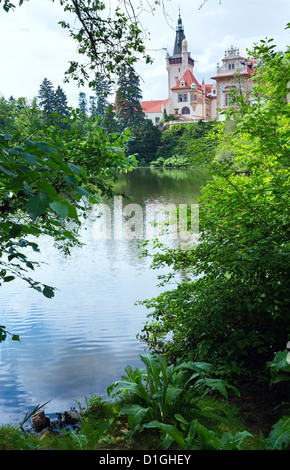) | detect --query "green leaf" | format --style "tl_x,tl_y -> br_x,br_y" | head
49,201 -> 69,218
9,224 -> 22,238
76,186 -> 89,197
37,142 -> 57,154
26,191 -> 50,220
38,181 -> 58,198
121,404 -> 151,430
0,329 -> 7,343
140,354 -> 162,386
12,334 -> 20,342
0,165 -> 16,177
3,276 -> 15,282
265,416 -> 290,450
43,286 -> 55,299
65,202 -> 78,220
109,380 -> 150,403
26,261 -> 35,270
68,163 -> 83,175
144,421 -> 185,449
65,175 -> 78,186
22,152 -> 41,166
164,385 -> 183,404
